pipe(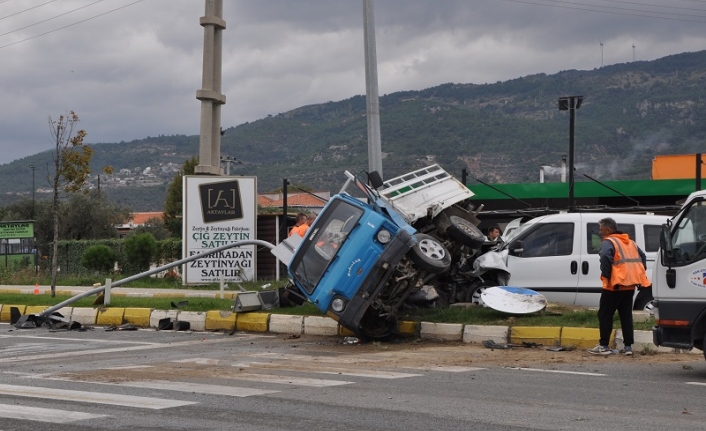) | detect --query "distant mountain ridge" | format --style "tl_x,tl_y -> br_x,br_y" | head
2,50 -> 705,211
